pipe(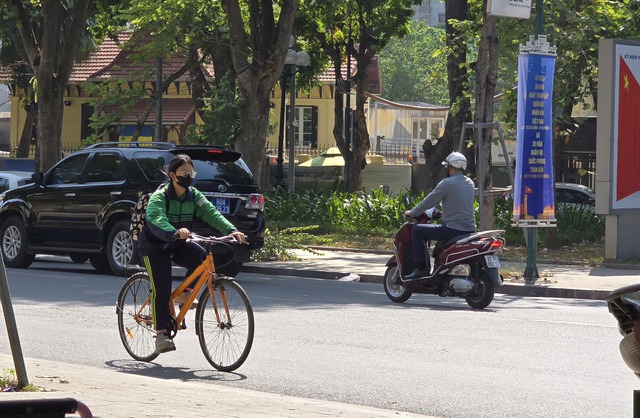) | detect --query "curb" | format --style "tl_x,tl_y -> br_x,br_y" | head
241,265 -> 611,301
